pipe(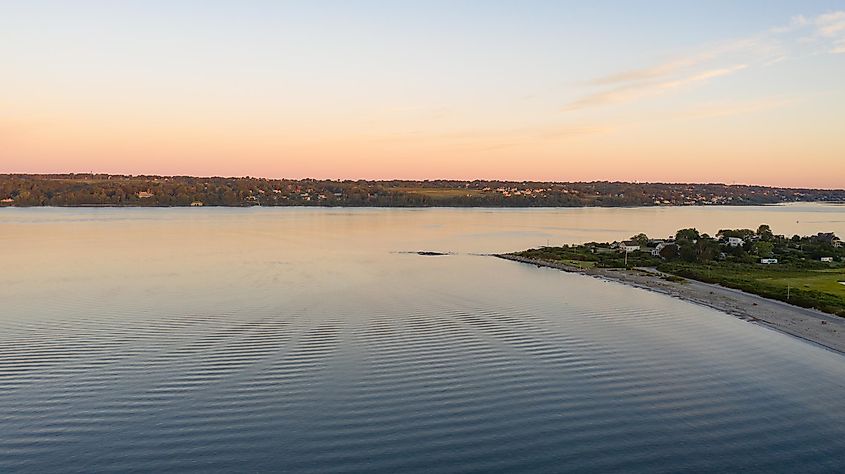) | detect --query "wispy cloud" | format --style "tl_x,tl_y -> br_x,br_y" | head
565,11 -> 845,111
815,11 -> 845,53
588,57 -> 698,86
564,65 -> 748,111
588,37 -> 766,87
769,15 -> 809,34
774,10 -> 845,53
816,11 -> 845,37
